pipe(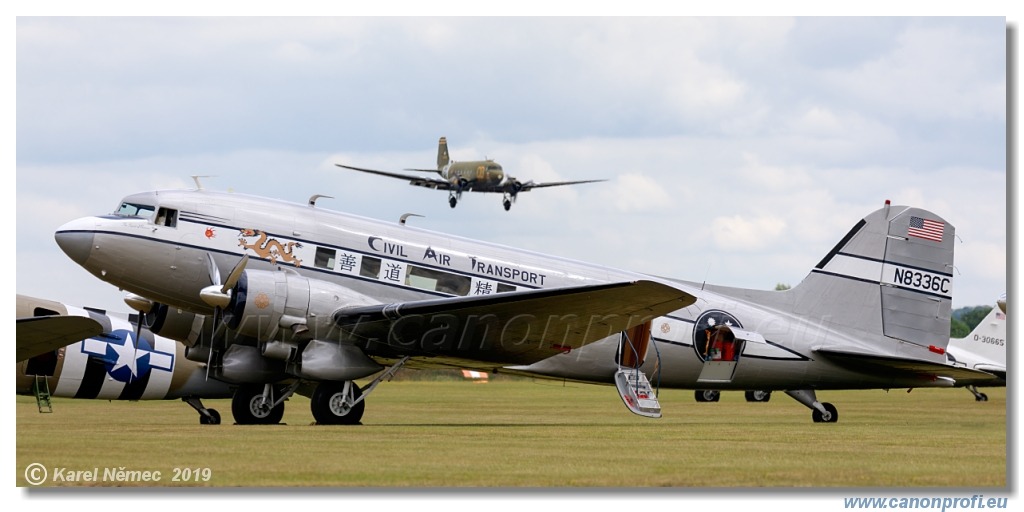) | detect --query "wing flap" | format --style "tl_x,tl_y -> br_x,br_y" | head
334,280 -> 694,366
16,315 -> 103,361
